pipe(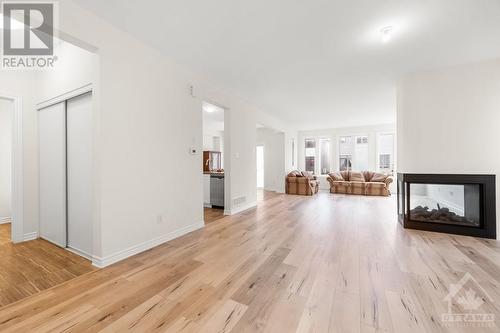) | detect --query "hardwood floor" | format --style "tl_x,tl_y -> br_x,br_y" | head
204,207 -> 225,224
0,221 -> 12,246
0,223 -> 96,308
1,192 -> 500,332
